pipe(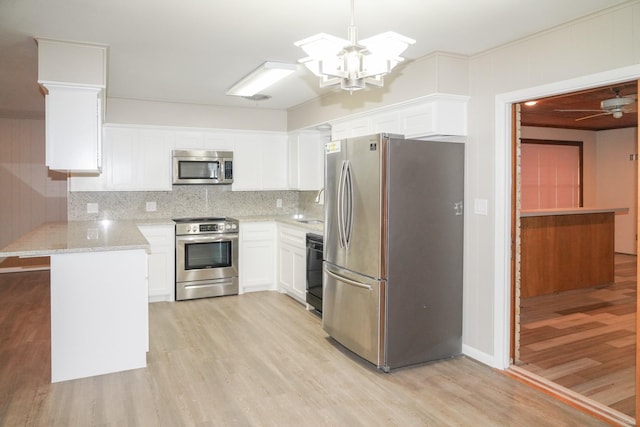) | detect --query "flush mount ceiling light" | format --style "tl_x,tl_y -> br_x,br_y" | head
226,61 -> 297,97
295,0 -> 415,93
